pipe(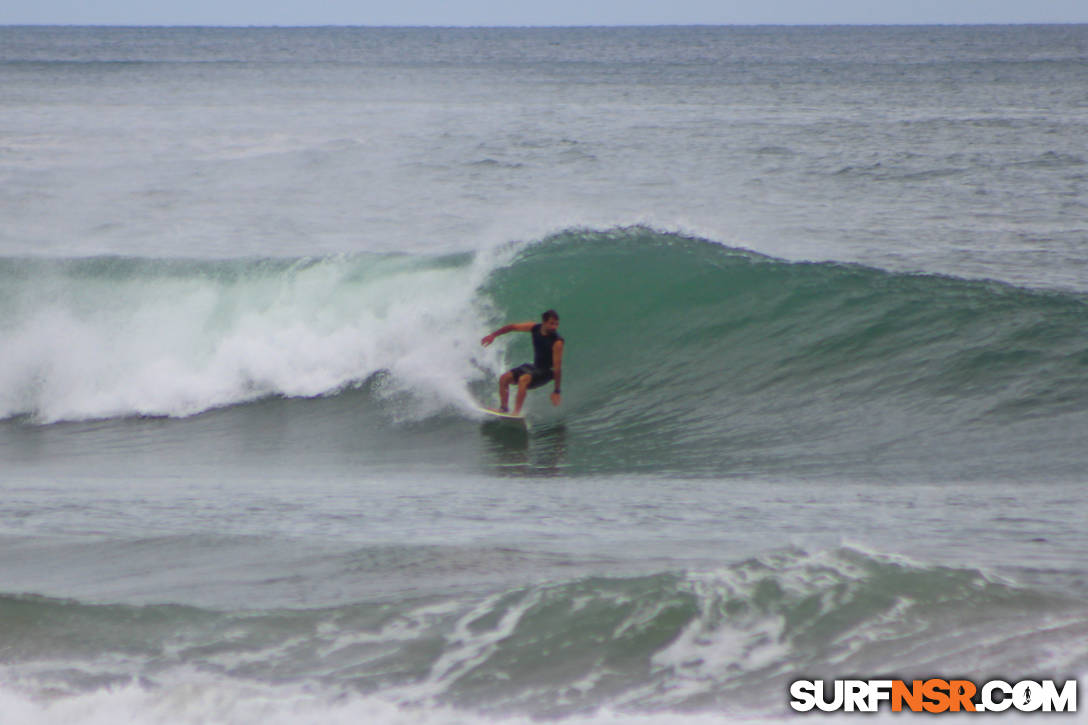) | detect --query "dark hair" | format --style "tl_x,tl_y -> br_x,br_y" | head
541,309 -> 559,322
